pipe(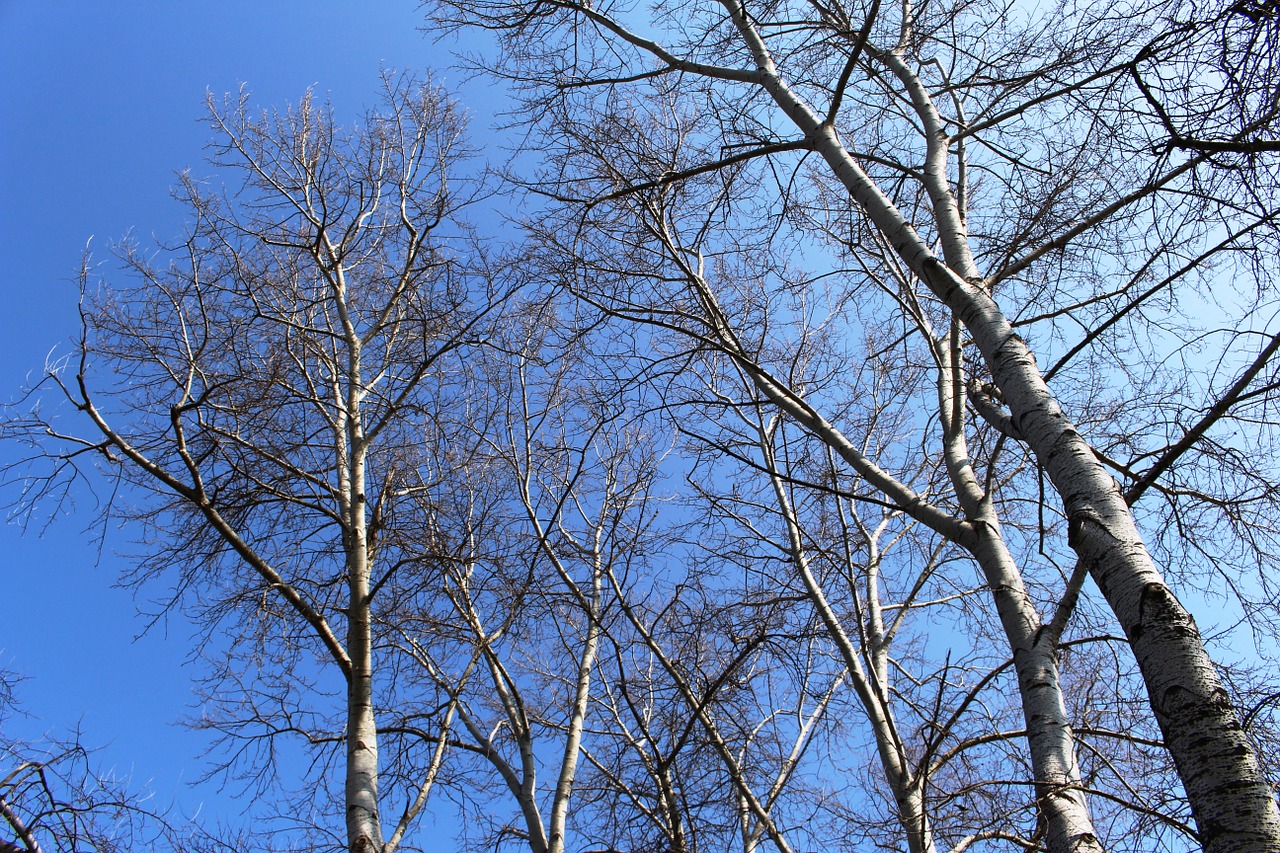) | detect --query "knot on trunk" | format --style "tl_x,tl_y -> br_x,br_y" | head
1130,581 -> 1198,645
351,835 -> 378,853
1066,507 -> 1107,551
